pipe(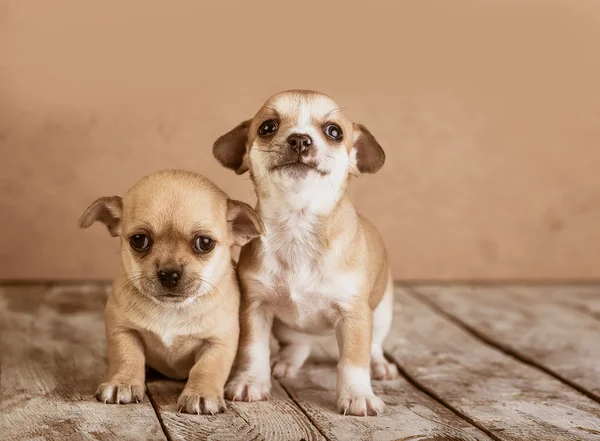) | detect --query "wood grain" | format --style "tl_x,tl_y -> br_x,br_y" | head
278,361 -> 494,441
0,284 -> 167,441
386,287 -> 600,441
230,381 -> 326,441
146,377 -> 262,441
147,373 -> 325,441
4,282 -> 599,441
413,285 -> 600,401
532,285 -> 600,320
